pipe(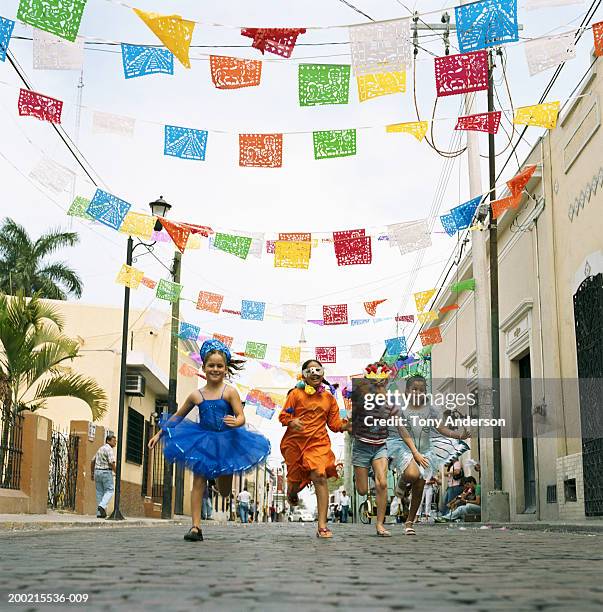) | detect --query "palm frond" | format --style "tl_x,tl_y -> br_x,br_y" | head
36,263 -> 83,299
33,228 -> 79,260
